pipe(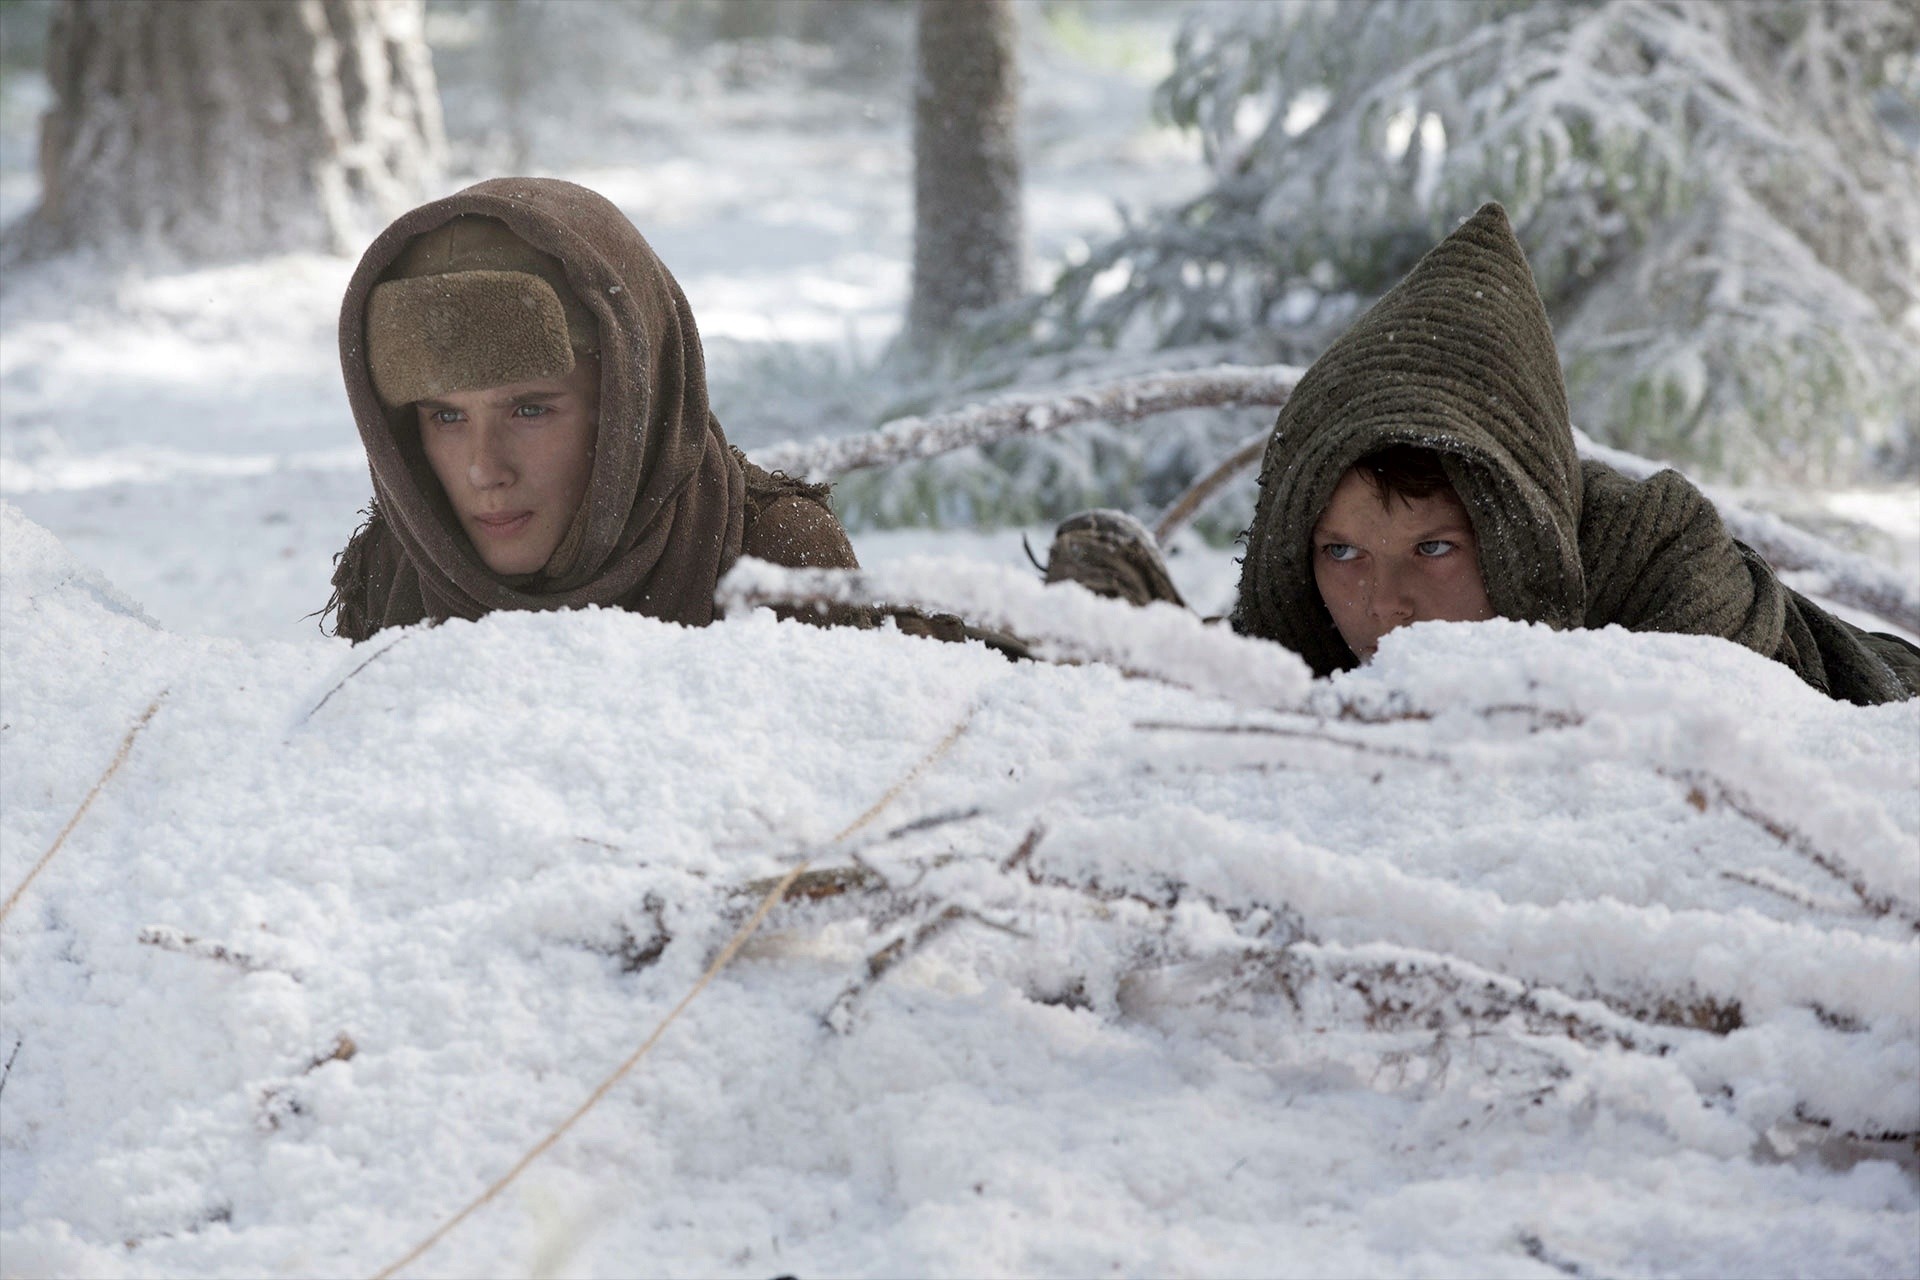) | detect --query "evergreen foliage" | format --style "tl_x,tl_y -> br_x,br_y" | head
1023,0 -> 1920,482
